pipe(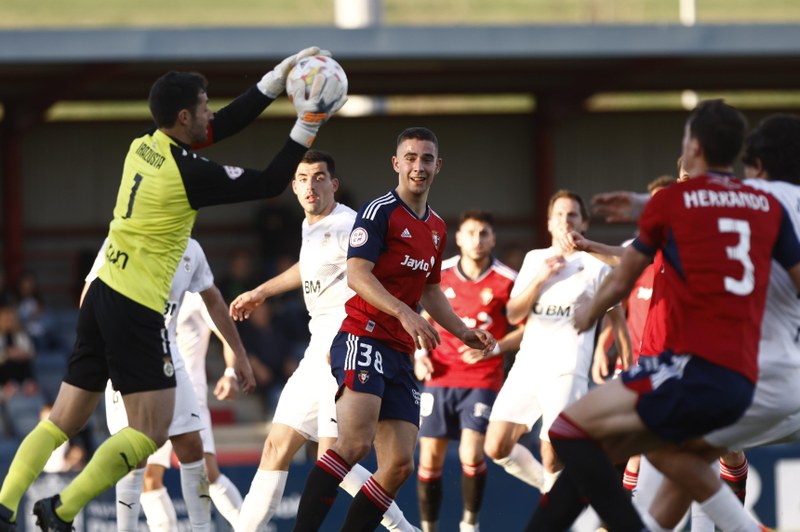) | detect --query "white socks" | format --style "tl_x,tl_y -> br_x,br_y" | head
140,486 -> 178,532
700,485 -> 761,532
341,463 -> 416,531
210,473 -> 243,526
492,444 -> 545,490
180,458 -> 211,531
237,469 -> 288,532
115,468 -> 144,531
